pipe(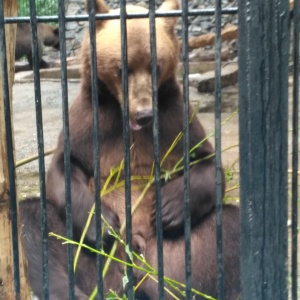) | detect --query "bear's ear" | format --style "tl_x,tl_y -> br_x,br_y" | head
157,0 -> 179,31
85,0 -> 109,15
